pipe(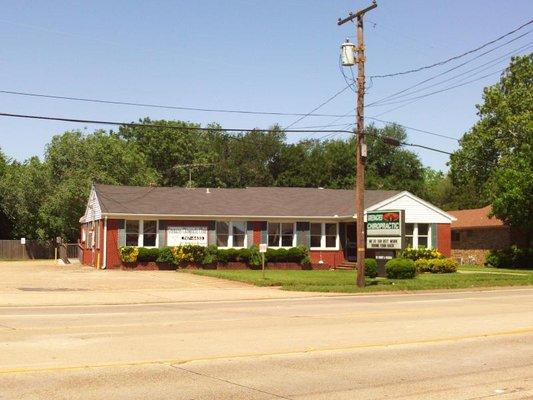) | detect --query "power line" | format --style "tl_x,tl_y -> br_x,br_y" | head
0,110 -> 468,162
0,90 -> 350,119
368,30 -> 531,107
369,19 -> 533,78
283,85 -> 353,129
372,42 -> 532,105
0,111 -> 353,135
366,116 -> 459,142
